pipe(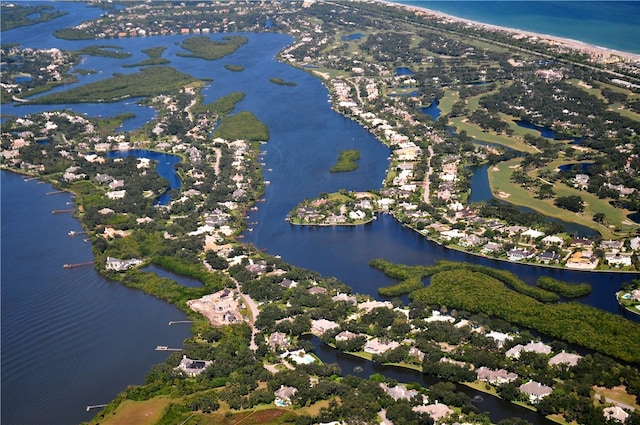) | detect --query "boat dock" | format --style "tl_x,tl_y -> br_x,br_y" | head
168,320 -> 193,326
63,261 -> 93,269
47,190 -> 65,195
52,209 -> 74,214
155,346 -> 182,351
68,230 -> 87,237
86,404 -> 107,412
